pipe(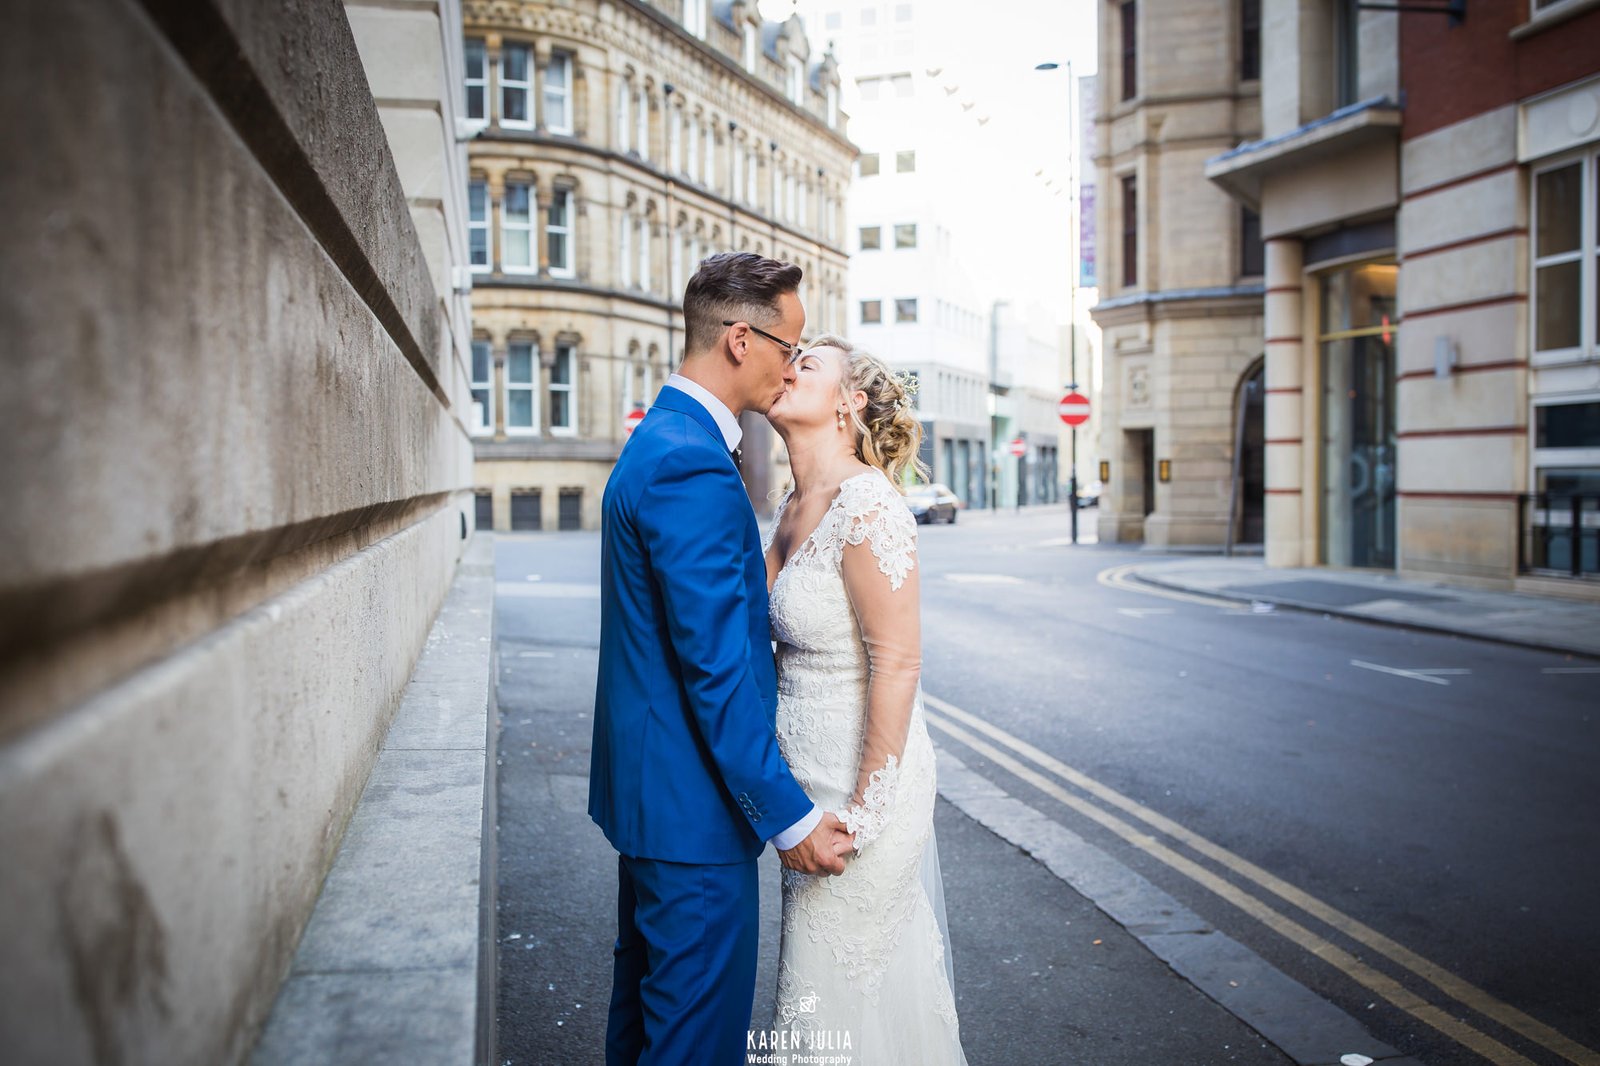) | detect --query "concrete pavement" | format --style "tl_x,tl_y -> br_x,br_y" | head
1128,557 -> 1600,658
